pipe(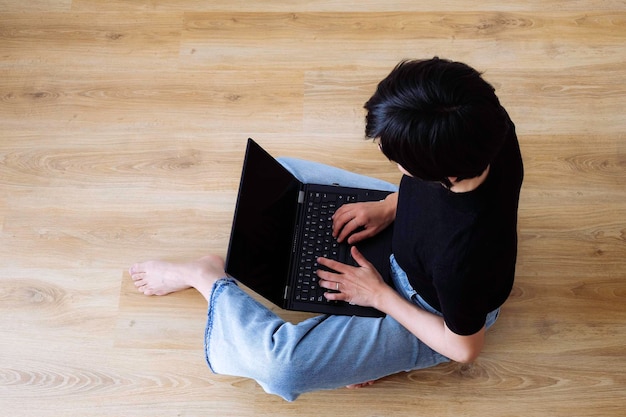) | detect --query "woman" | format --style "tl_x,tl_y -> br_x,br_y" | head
129,57 -> 523,401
